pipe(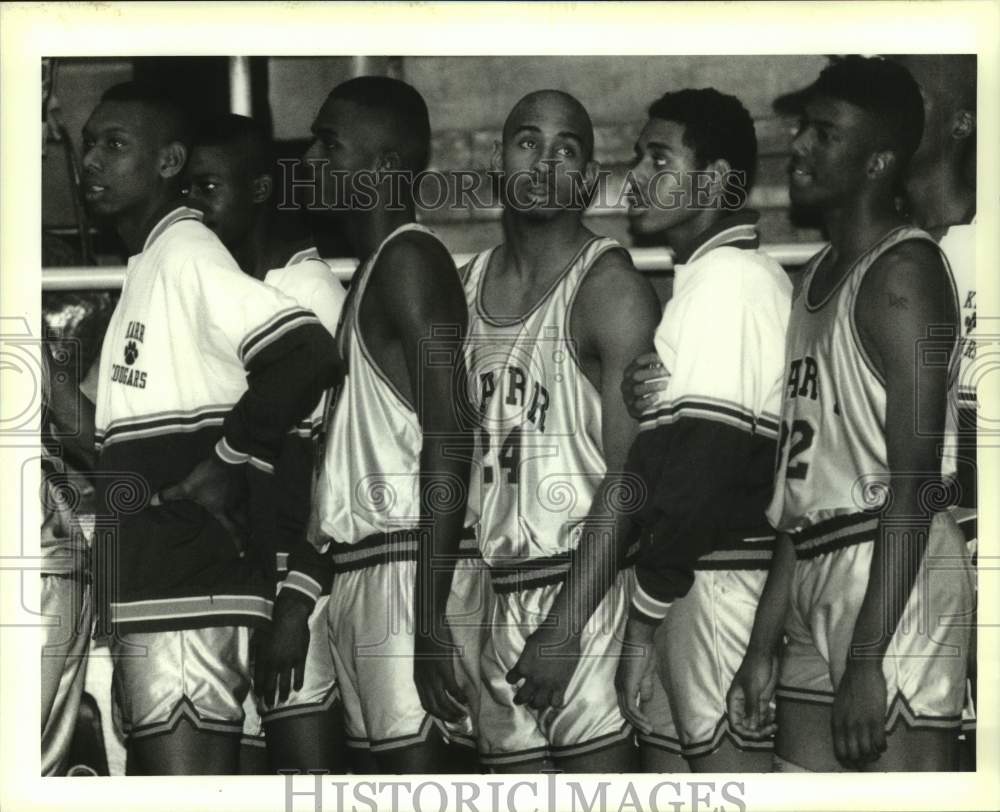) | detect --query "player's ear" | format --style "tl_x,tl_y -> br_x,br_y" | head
706,158 -> 732,206
952,109 -> 975,142
158,141 -> 187,180
252,172 -> 273,205
866,150 -> 894,179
